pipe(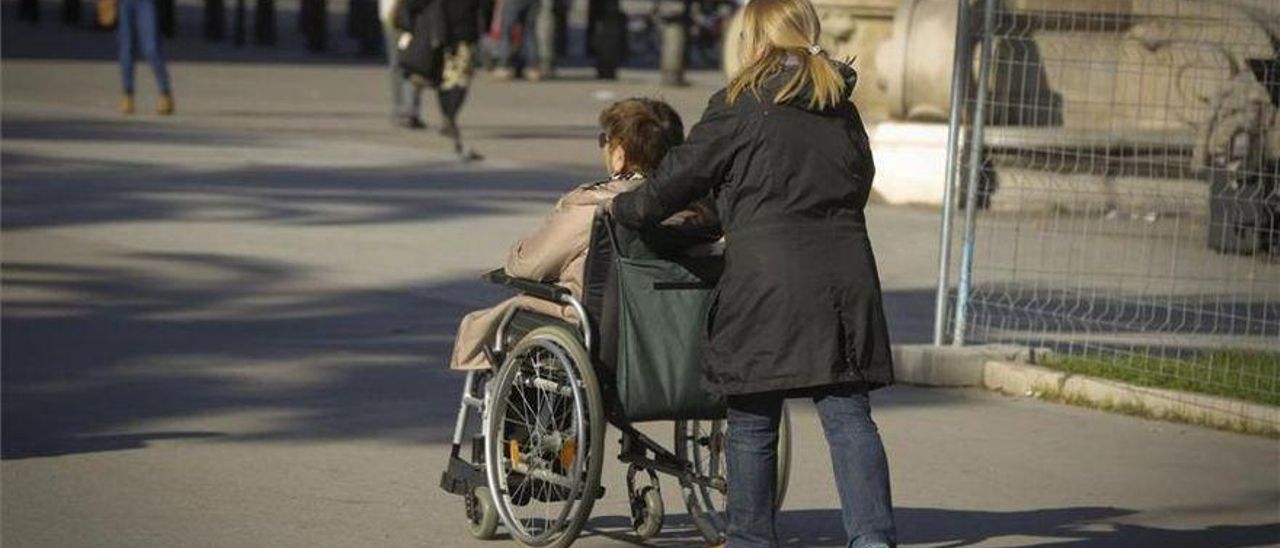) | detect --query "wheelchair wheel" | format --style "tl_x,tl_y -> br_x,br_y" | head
484,326 -> 605,548
676,403 -> 793,544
